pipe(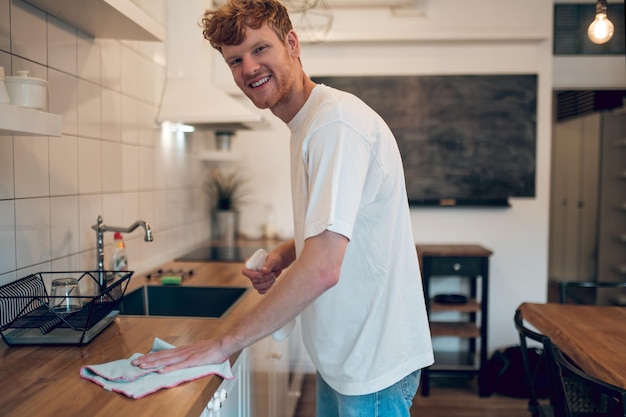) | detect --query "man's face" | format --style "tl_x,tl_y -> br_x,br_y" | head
221,24 -> 298,111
